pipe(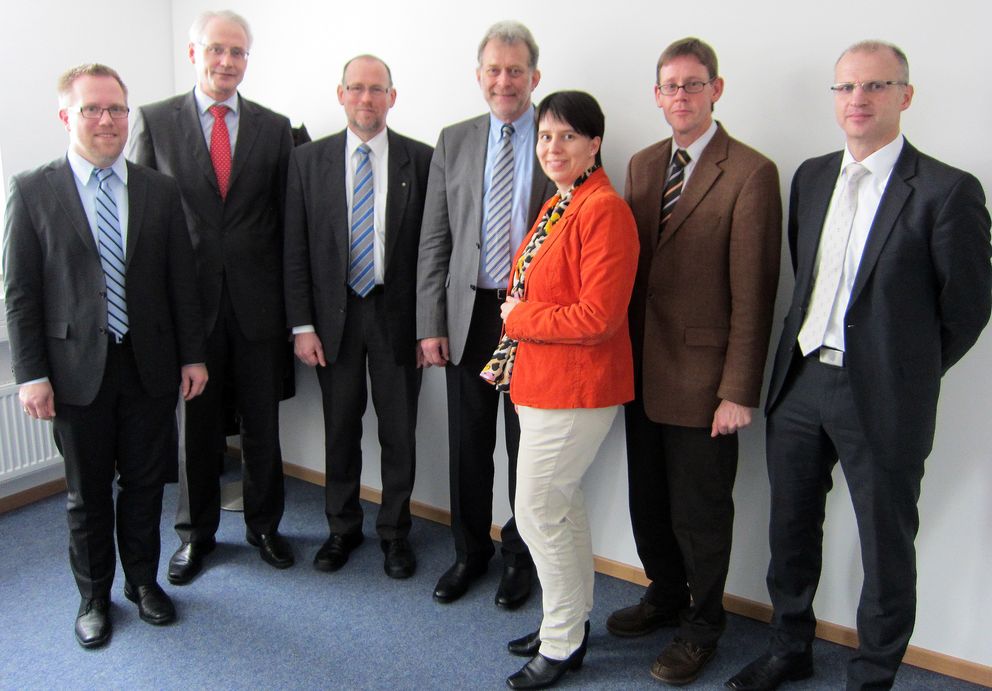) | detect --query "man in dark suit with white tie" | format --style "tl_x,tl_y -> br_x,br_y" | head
726,41 -> 991,691
128,9 -> 295,581
417,21 -> 555,608
612,38 -> 782,687
3,63 -> 207,648
283,55 -> 432,579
